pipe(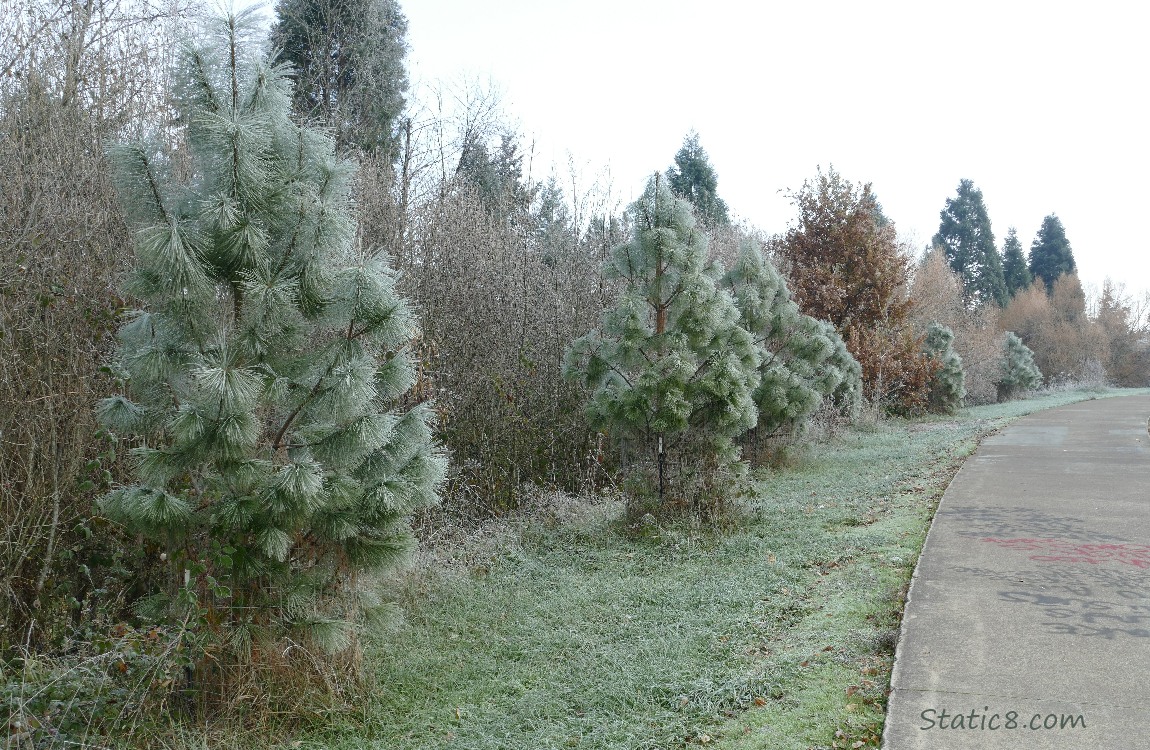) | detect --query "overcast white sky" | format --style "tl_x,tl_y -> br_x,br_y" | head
400,0 -> 1149,299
